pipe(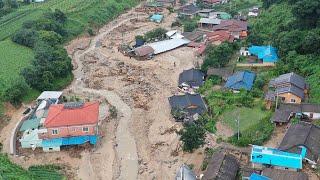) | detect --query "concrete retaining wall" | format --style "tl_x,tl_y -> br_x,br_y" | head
10,115 -> 29,155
